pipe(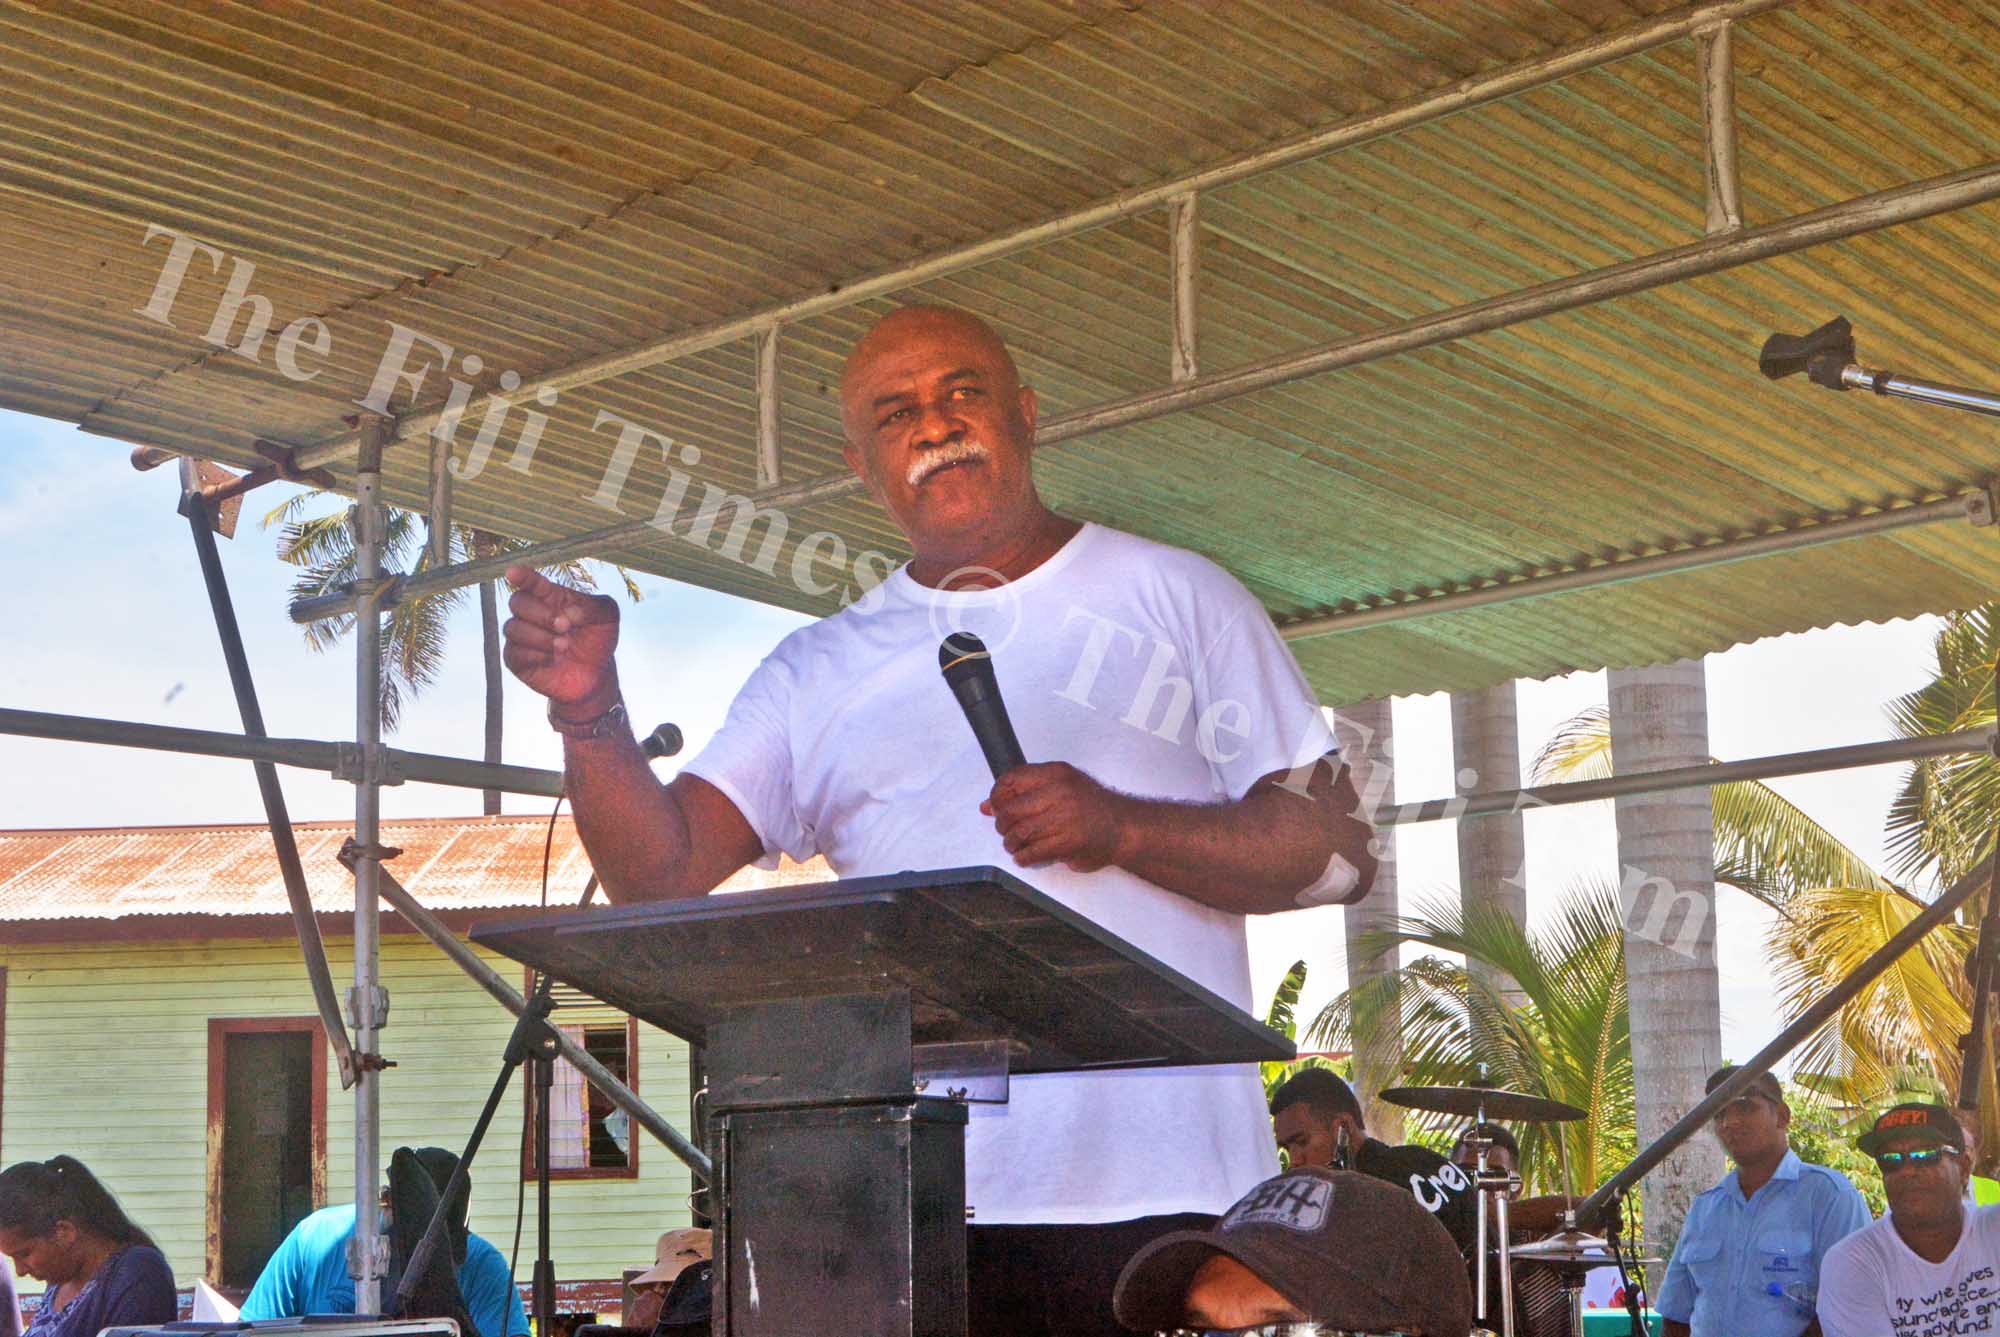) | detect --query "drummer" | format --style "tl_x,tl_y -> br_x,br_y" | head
1268,1069 -> 1479,1254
